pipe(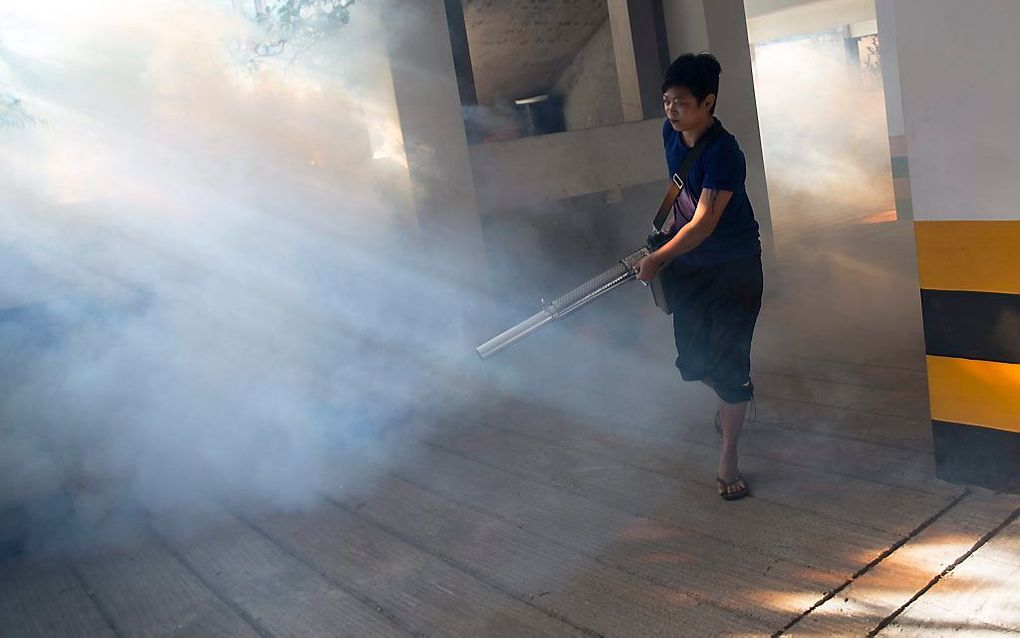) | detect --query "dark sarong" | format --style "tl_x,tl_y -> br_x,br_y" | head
668,253 -> 763,404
